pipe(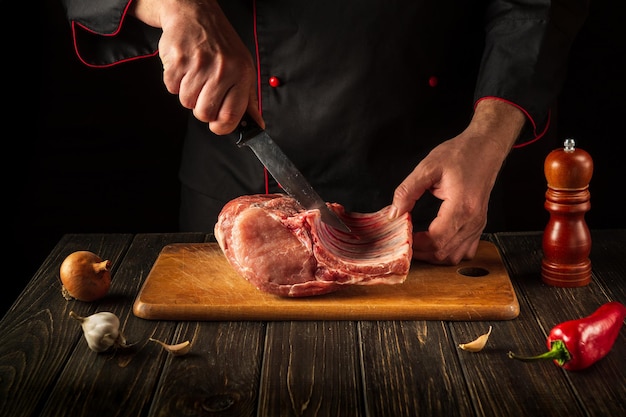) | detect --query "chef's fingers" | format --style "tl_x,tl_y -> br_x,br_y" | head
156,1 -> 258,133
159,46 -> 214,118
179,68 -> 214,115
202,83 -> 263,135
388,167 -> 433,220
412,200 -> 484,264
197,83 -> 244,134
246,90 -> 265,130
412,229 -> 480,265
160,49 -> 184,96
